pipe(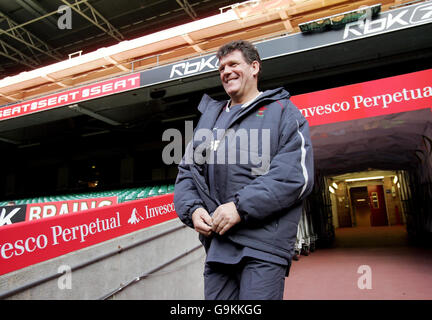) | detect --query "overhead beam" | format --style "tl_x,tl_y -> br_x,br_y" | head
68,104 -> 122,126
181,34 -> 204,53
0,10 -> 62,61
16,0 -> 58,29
0,38 -> 39,68
41,75 -> 68,88
4,0 -> 89,33
278,10 -> 294,32
61,0 -> 124,42
0,92 -> 19,102
103,56 -> 130,72
176,0 -> 197,20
